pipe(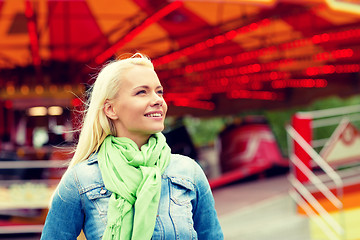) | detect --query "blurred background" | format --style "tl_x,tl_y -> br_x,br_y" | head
0,0 -> 360,239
